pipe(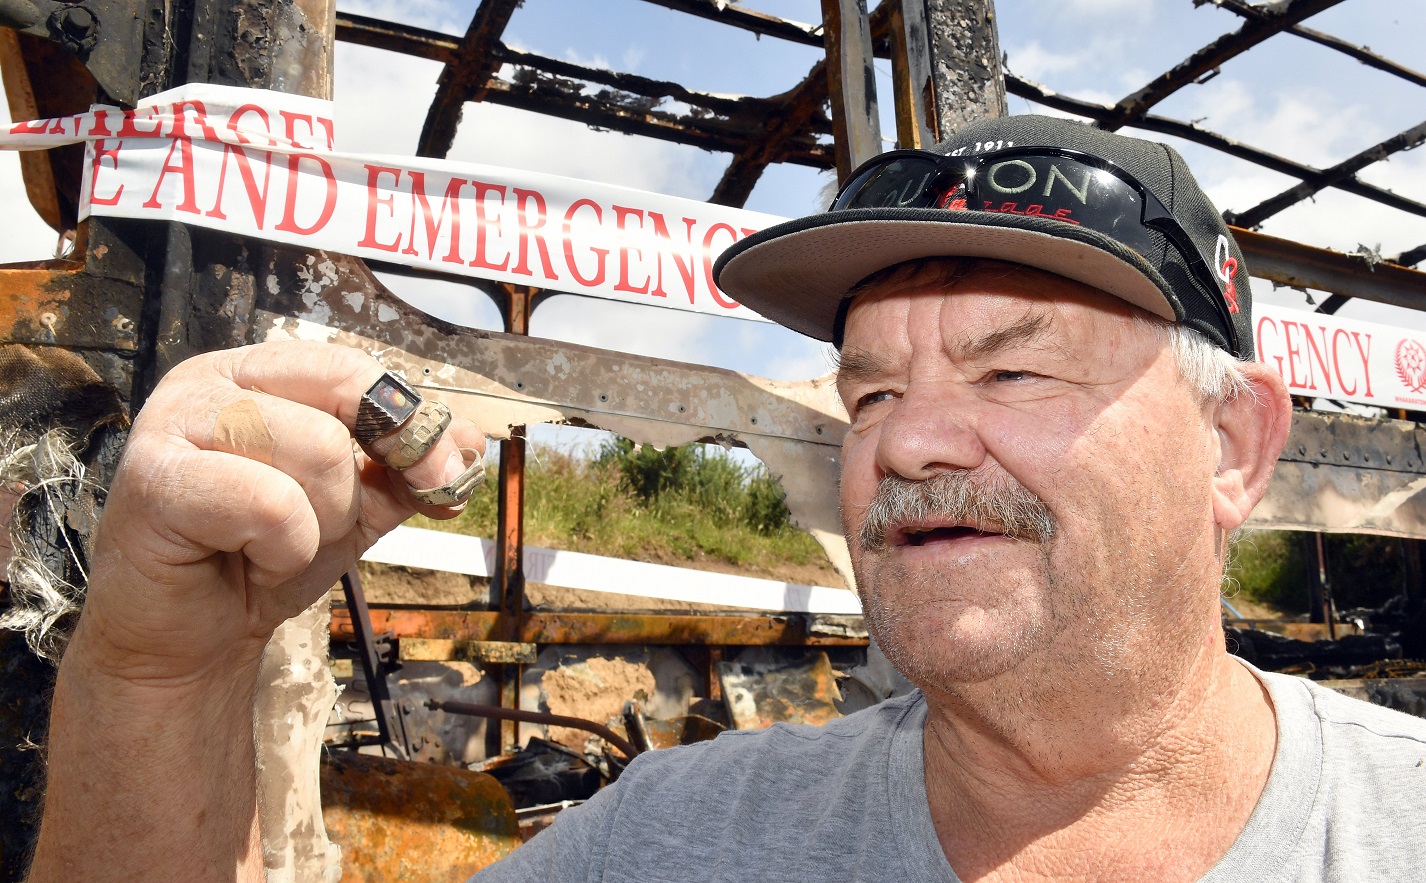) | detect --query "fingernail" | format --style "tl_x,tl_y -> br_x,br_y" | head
442,450 -> 468,483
